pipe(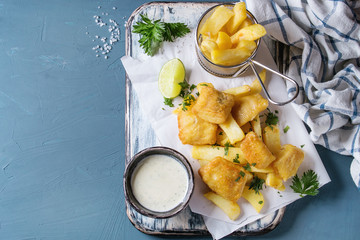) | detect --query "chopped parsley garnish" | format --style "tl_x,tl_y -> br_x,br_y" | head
235,171 -> 245,182
178,82 -> 196,98
300,144 -> 305,148
249,176 -> 265,194
258,200 -> 263,205
224,142 -> 233,156
133,14 -> 190,56
290,170 -> 320,197
163,97 -> 174,107
283,125 -> 290,133
243,163 -> 252,171
233,154 -> 240,163
181,94 -> 195,111
265,108 -> 279,127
